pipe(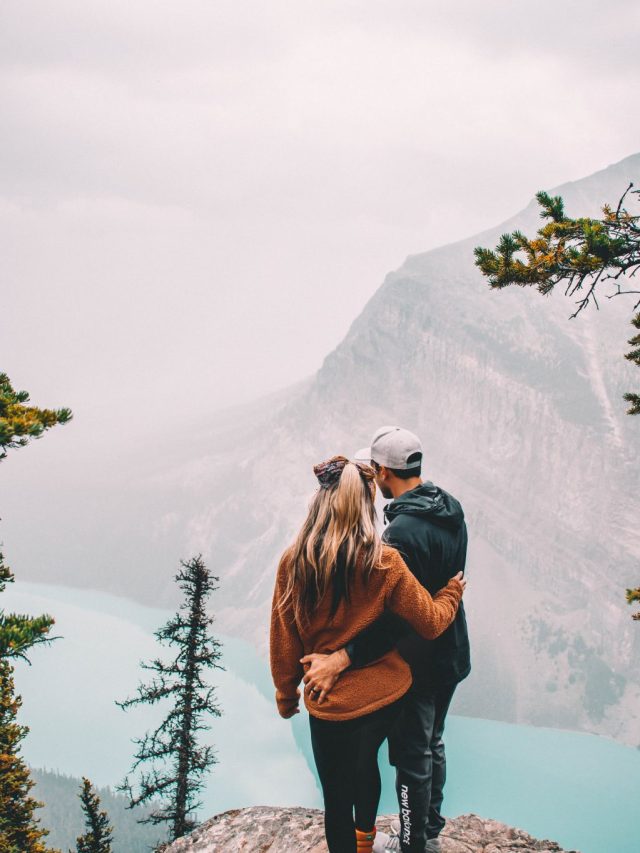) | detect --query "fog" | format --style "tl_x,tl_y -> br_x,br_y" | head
2,0 -> 640,449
